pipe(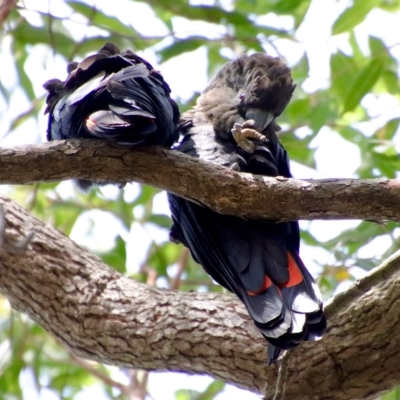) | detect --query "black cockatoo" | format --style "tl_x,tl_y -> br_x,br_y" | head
168,54 -> 326,364
44,42 -> 179,147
